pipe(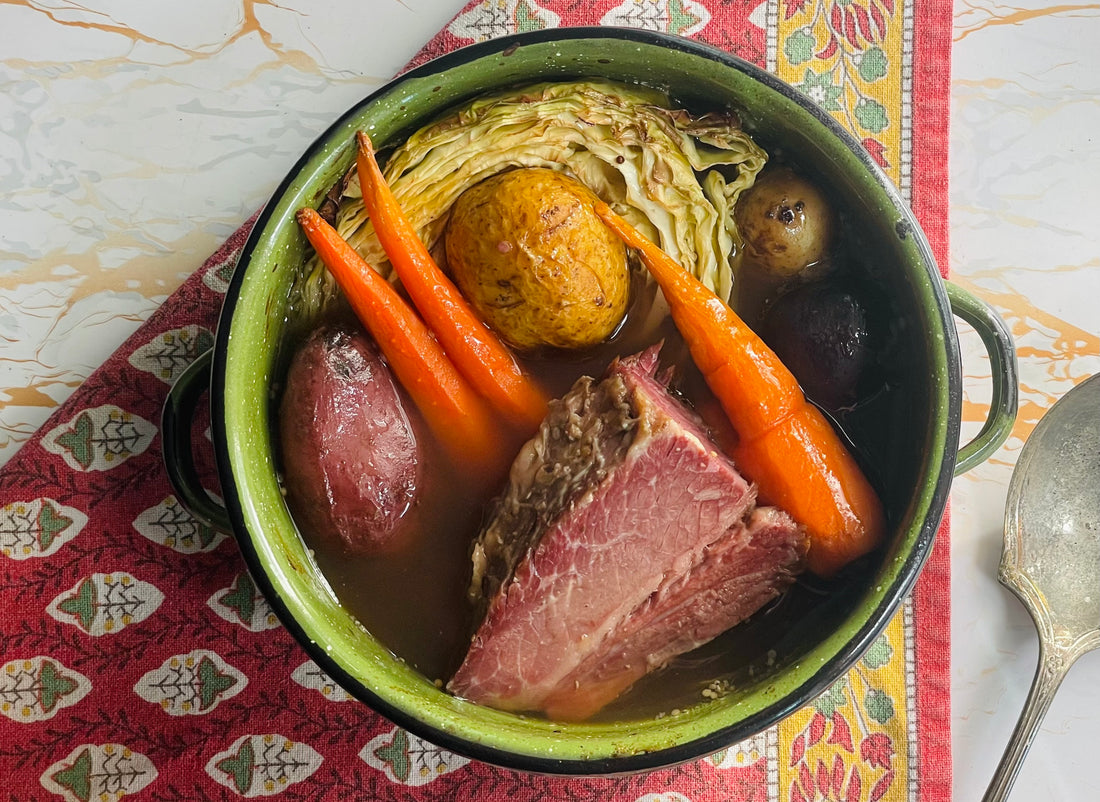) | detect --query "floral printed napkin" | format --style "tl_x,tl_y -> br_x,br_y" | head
0,2 -> 952,800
